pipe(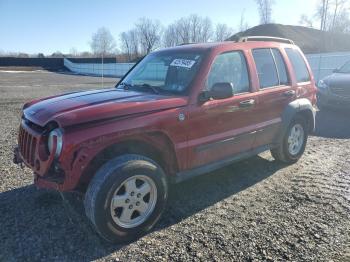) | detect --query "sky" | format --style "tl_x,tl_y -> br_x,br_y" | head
0,0 -> 319,55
